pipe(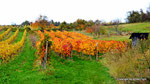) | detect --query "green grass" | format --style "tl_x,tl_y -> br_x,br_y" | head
120,22 -> 150,33
0,31 -> 115,84
96,35 -> 131,41
105,22 -> 150,33
43,52 -> 115,84
13,31 -> 24,43
73,30 -> 130,41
